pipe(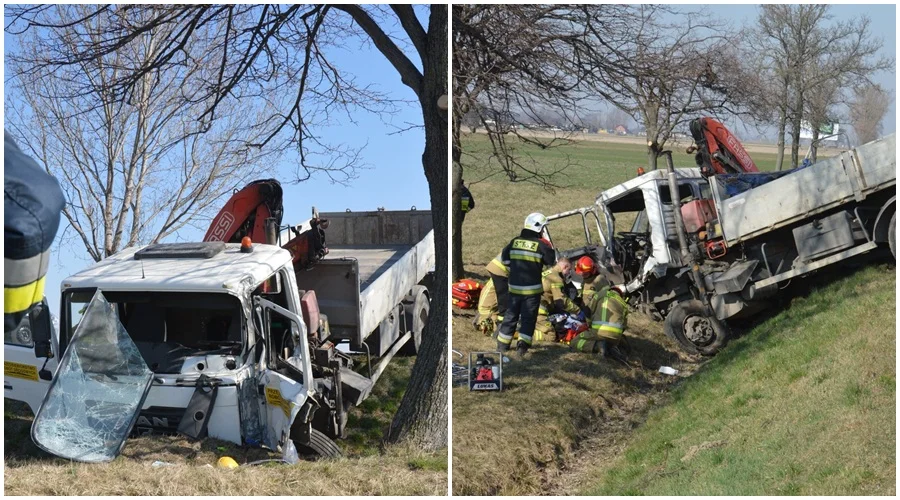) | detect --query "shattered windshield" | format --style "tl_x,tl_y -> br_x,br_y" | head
31,290 -> 153,462
63,290 -> 244,373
